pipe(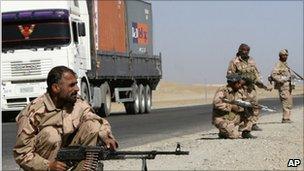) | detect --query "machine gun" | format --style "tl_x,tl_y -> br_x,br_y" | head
221,98 -> 276,112
56,143 -> 189,171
